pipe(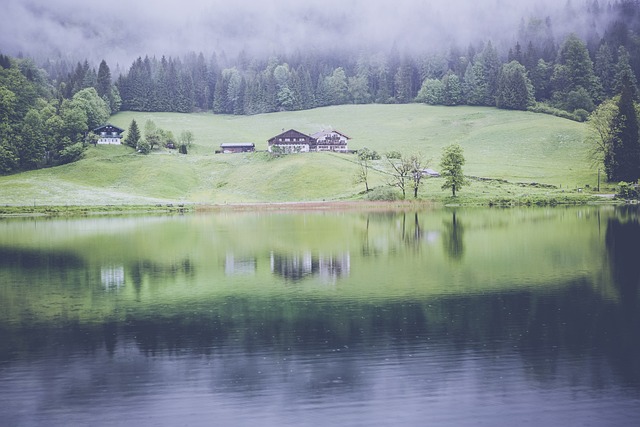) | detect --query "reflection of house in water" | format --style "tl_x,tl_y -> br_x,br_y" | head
225,253 -> 257,275
270,251 -> 350,282
101,265 -> 125,289
318,253 -> 351,281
